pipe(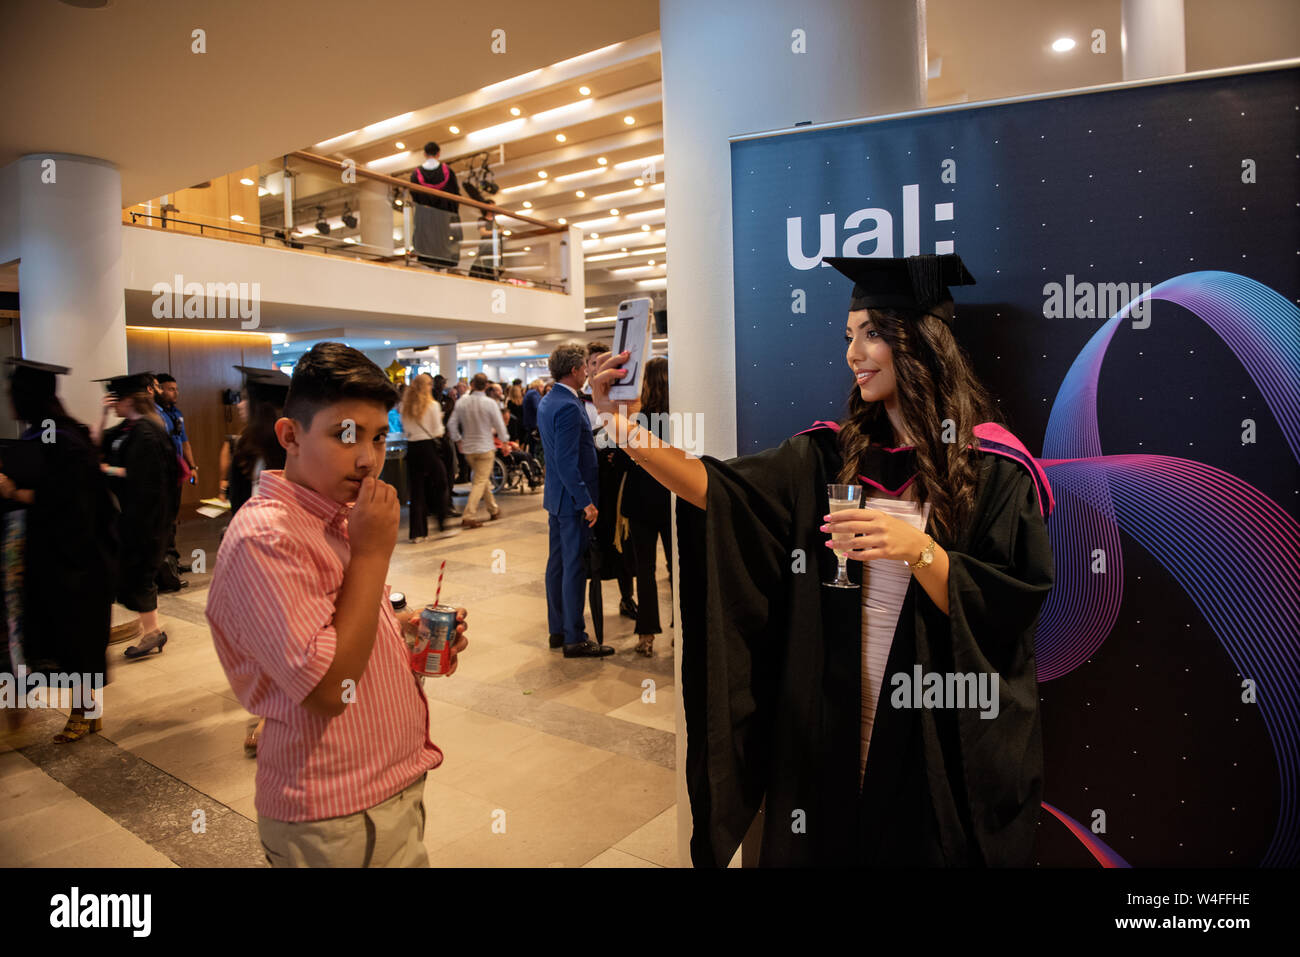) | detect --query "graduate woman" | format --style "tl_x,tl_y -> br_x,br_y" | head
589,254 -> 1055,867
